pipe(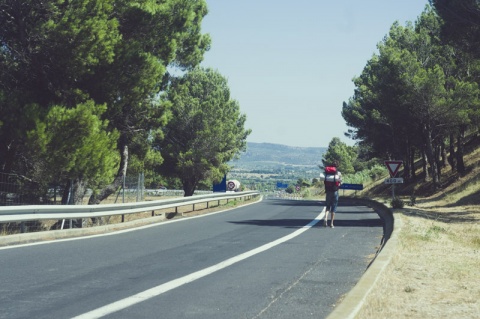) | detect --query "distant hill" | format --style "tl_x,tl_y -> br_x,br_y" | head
230,142 -> 326,169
